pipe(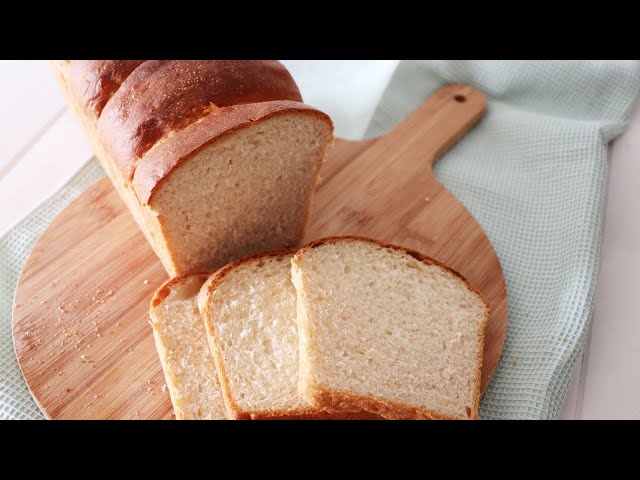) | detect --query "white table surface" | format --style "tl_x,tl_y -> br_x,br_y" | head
1,60 -> 638,419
